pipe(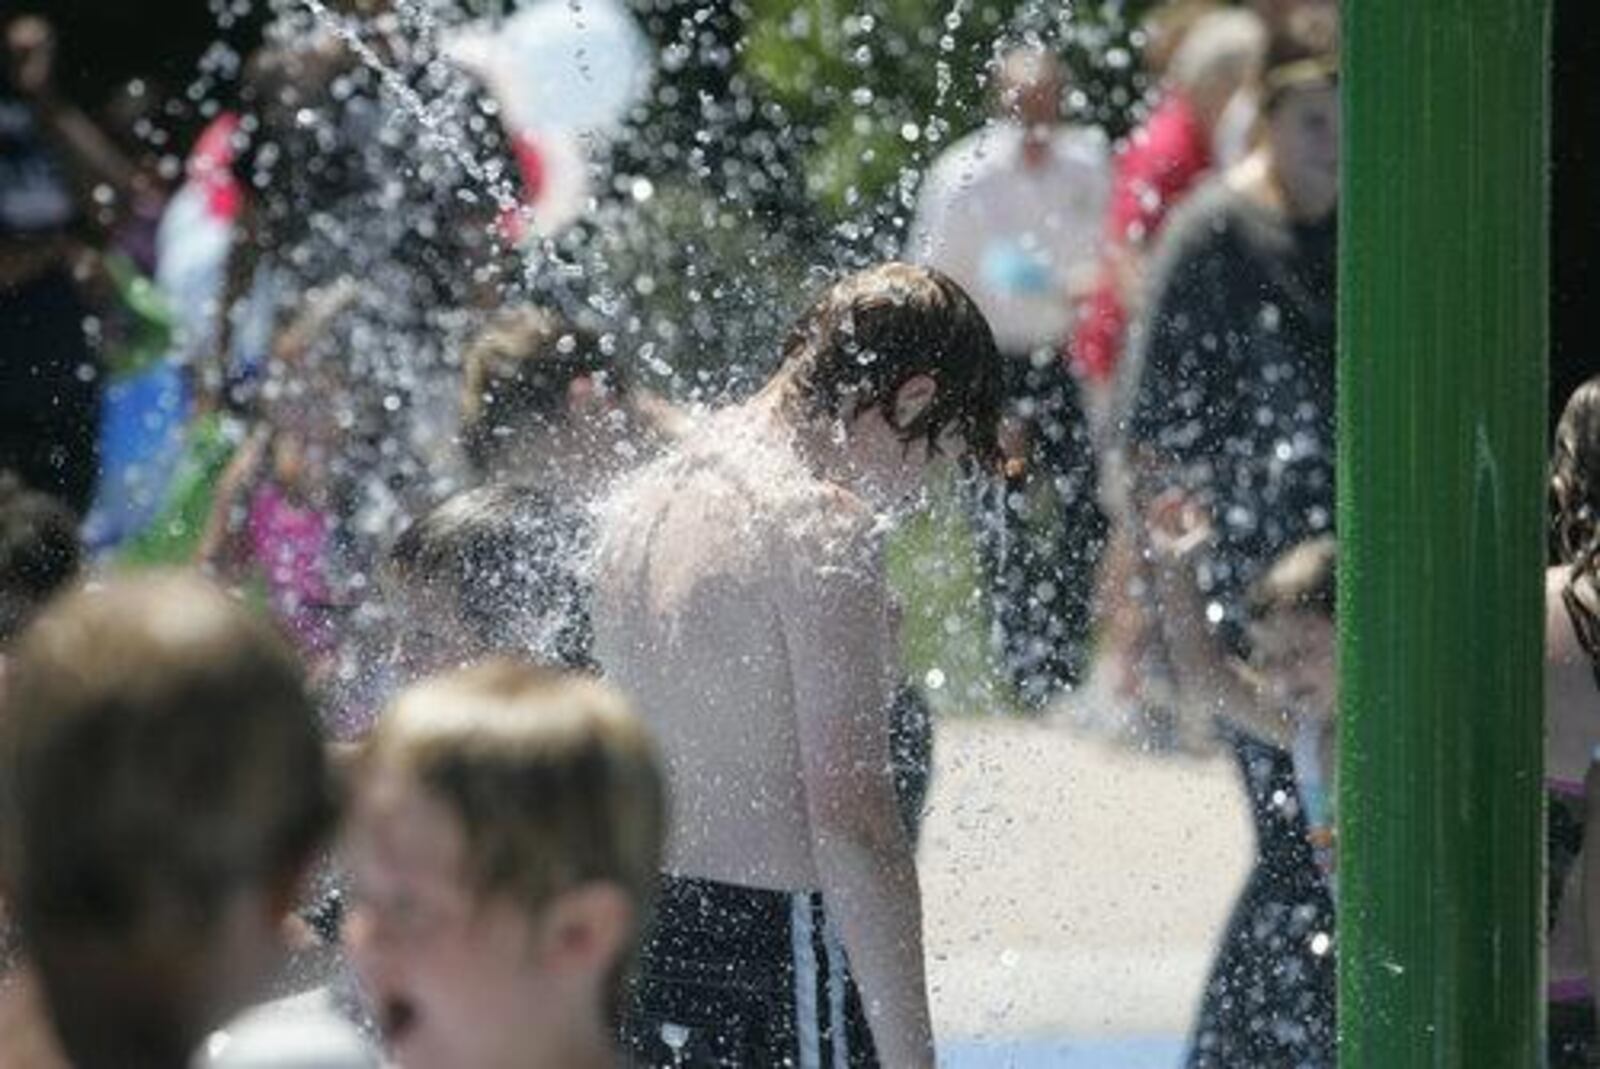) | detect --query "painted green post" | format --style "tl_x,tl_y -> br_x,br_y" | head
1338,3 -> 1550,1066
